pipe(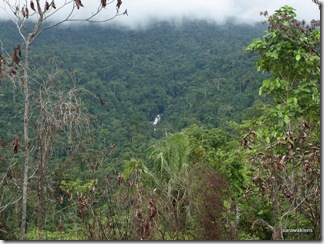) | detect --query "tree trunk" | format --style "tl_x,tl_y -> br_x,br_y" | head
37,115 -> 52,240
19,3 -> 44,238
37,168 -> 44,239
37,144 -> 45,240
20,40 -> 31,240
272,227 -> 283,240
